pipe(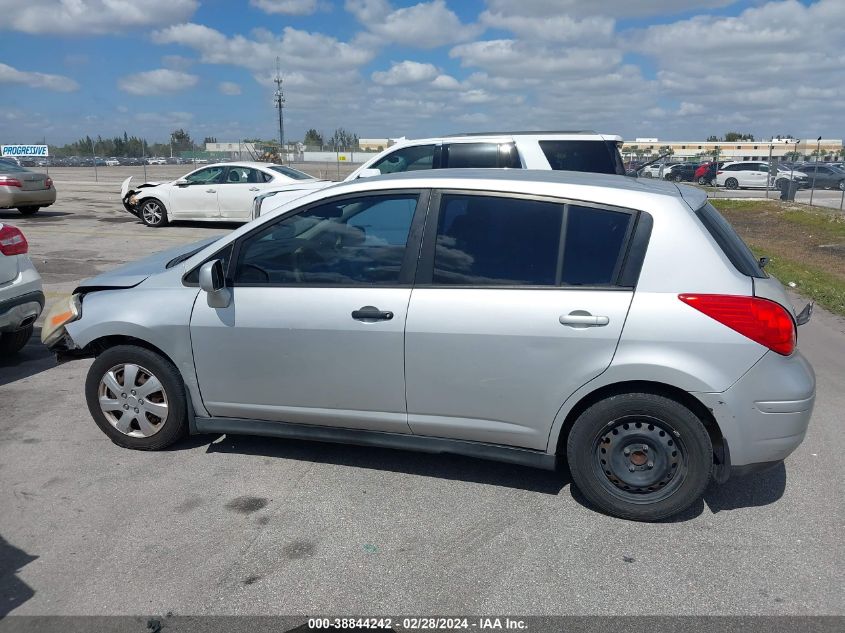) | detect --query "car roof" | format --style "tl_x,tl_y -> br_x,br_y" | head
199,161 -> 277,170
325,168 -> 705,211
396,132 -> 623,144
